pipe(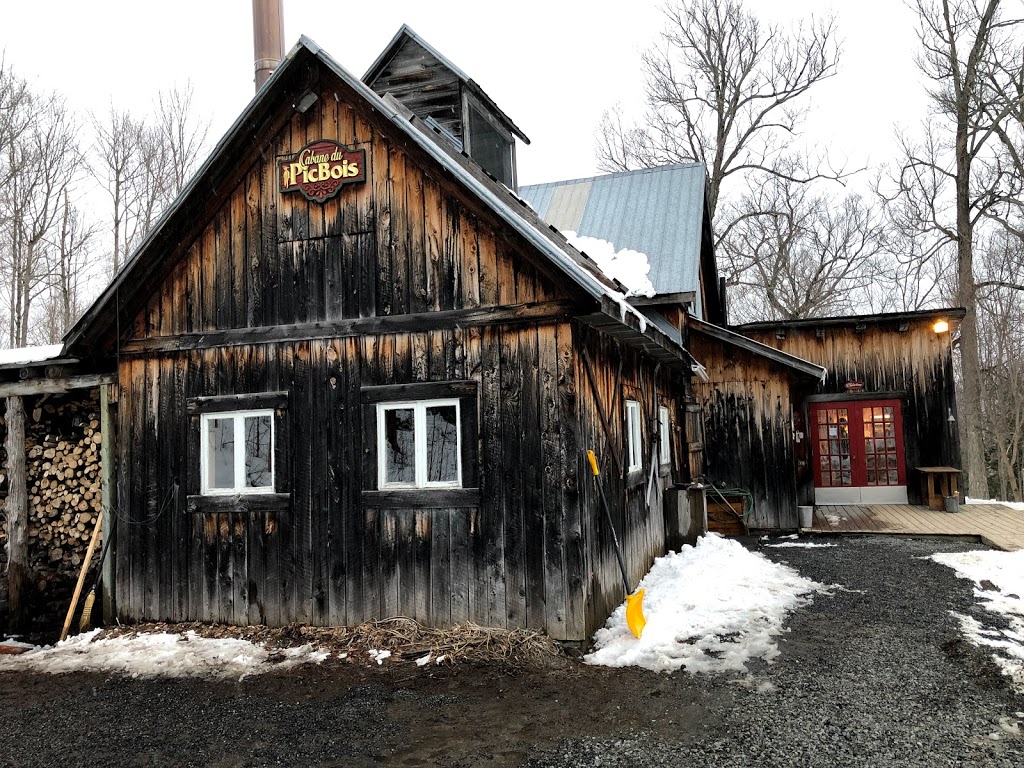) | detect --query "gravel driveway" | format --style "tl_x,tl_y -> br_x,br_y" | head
2,535 -> 1022,767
